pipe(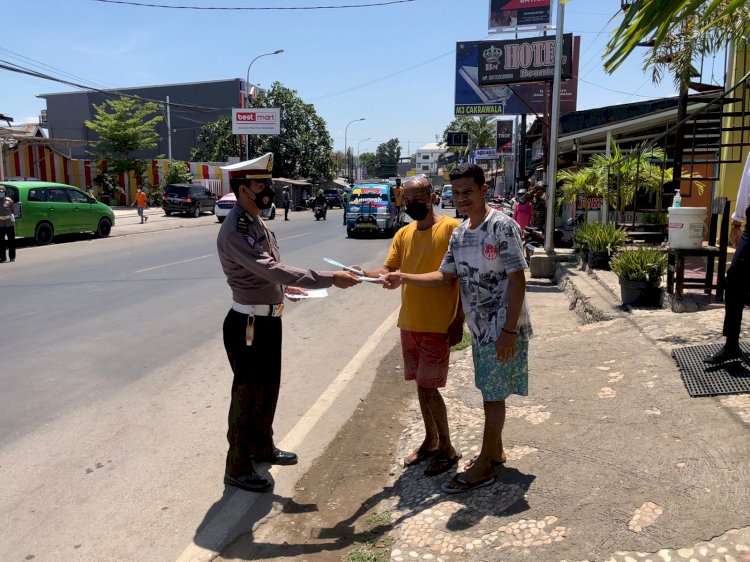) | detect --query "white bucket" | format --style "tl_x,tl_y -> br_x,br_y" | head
668,207 -> 707,249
